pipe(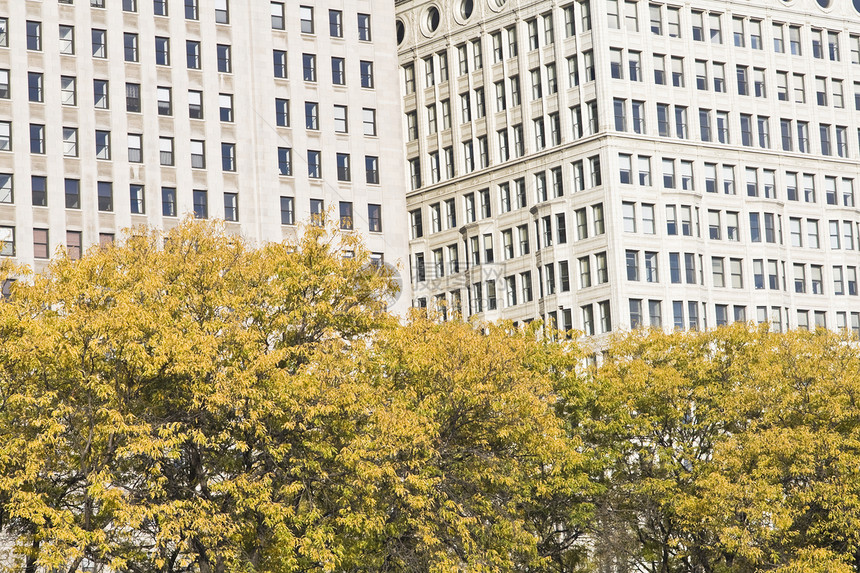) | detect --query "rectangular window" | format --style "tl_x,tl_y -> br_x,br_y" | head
28,72 -> 43,103
223,193 -> 238,222
159,137 -> 173,166
303,54 -> 317,82
273,51 -> 287,78
217,44 -> 232,73
130,184 -> 145,214
154,37 -> 170,66
336,153 -> 351,181
193,190 -> 208,219
27,21 -> 42,51
190,139 -> 205,169
307,150 -> 321,178
97,181 -> 113,212
275,98 -> 289,127
188,90 -> 203,119
157,86 -> 172,116
365,156 -> 379,184
215,0 -> 230,24
221,143 -> 236,172
65,178 -> 80,209
277,147 -> 292,176
360,60 -> 374,88
126,83 -> 141,112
